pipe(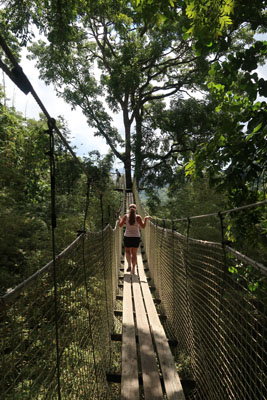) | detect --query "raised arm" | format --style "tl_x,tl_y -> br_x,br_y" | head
119,214 -> 127,227
137,215 -> 151,229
